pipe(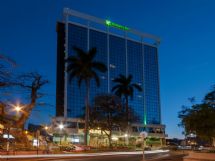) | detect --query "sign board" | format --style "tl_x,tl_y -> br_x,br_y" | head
33,139 -> 39,147
71,138 -> 79,143
105,20 -> 129,31
140,131 -> 148,138
3,134 -> 14,139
